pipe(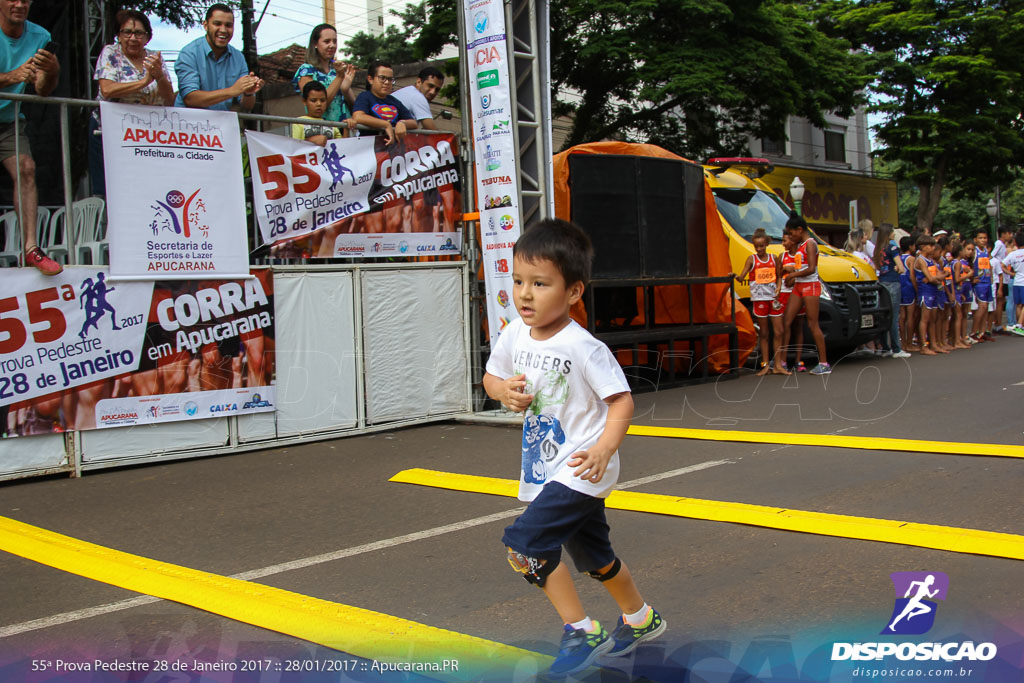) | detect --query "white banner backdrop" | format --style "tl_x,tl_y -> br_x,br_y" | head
101,102 -> 251,279
463,0 -> 522,344
245,131 -> 377,246
362,269 -> 468,423
238,271 -> 359,441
